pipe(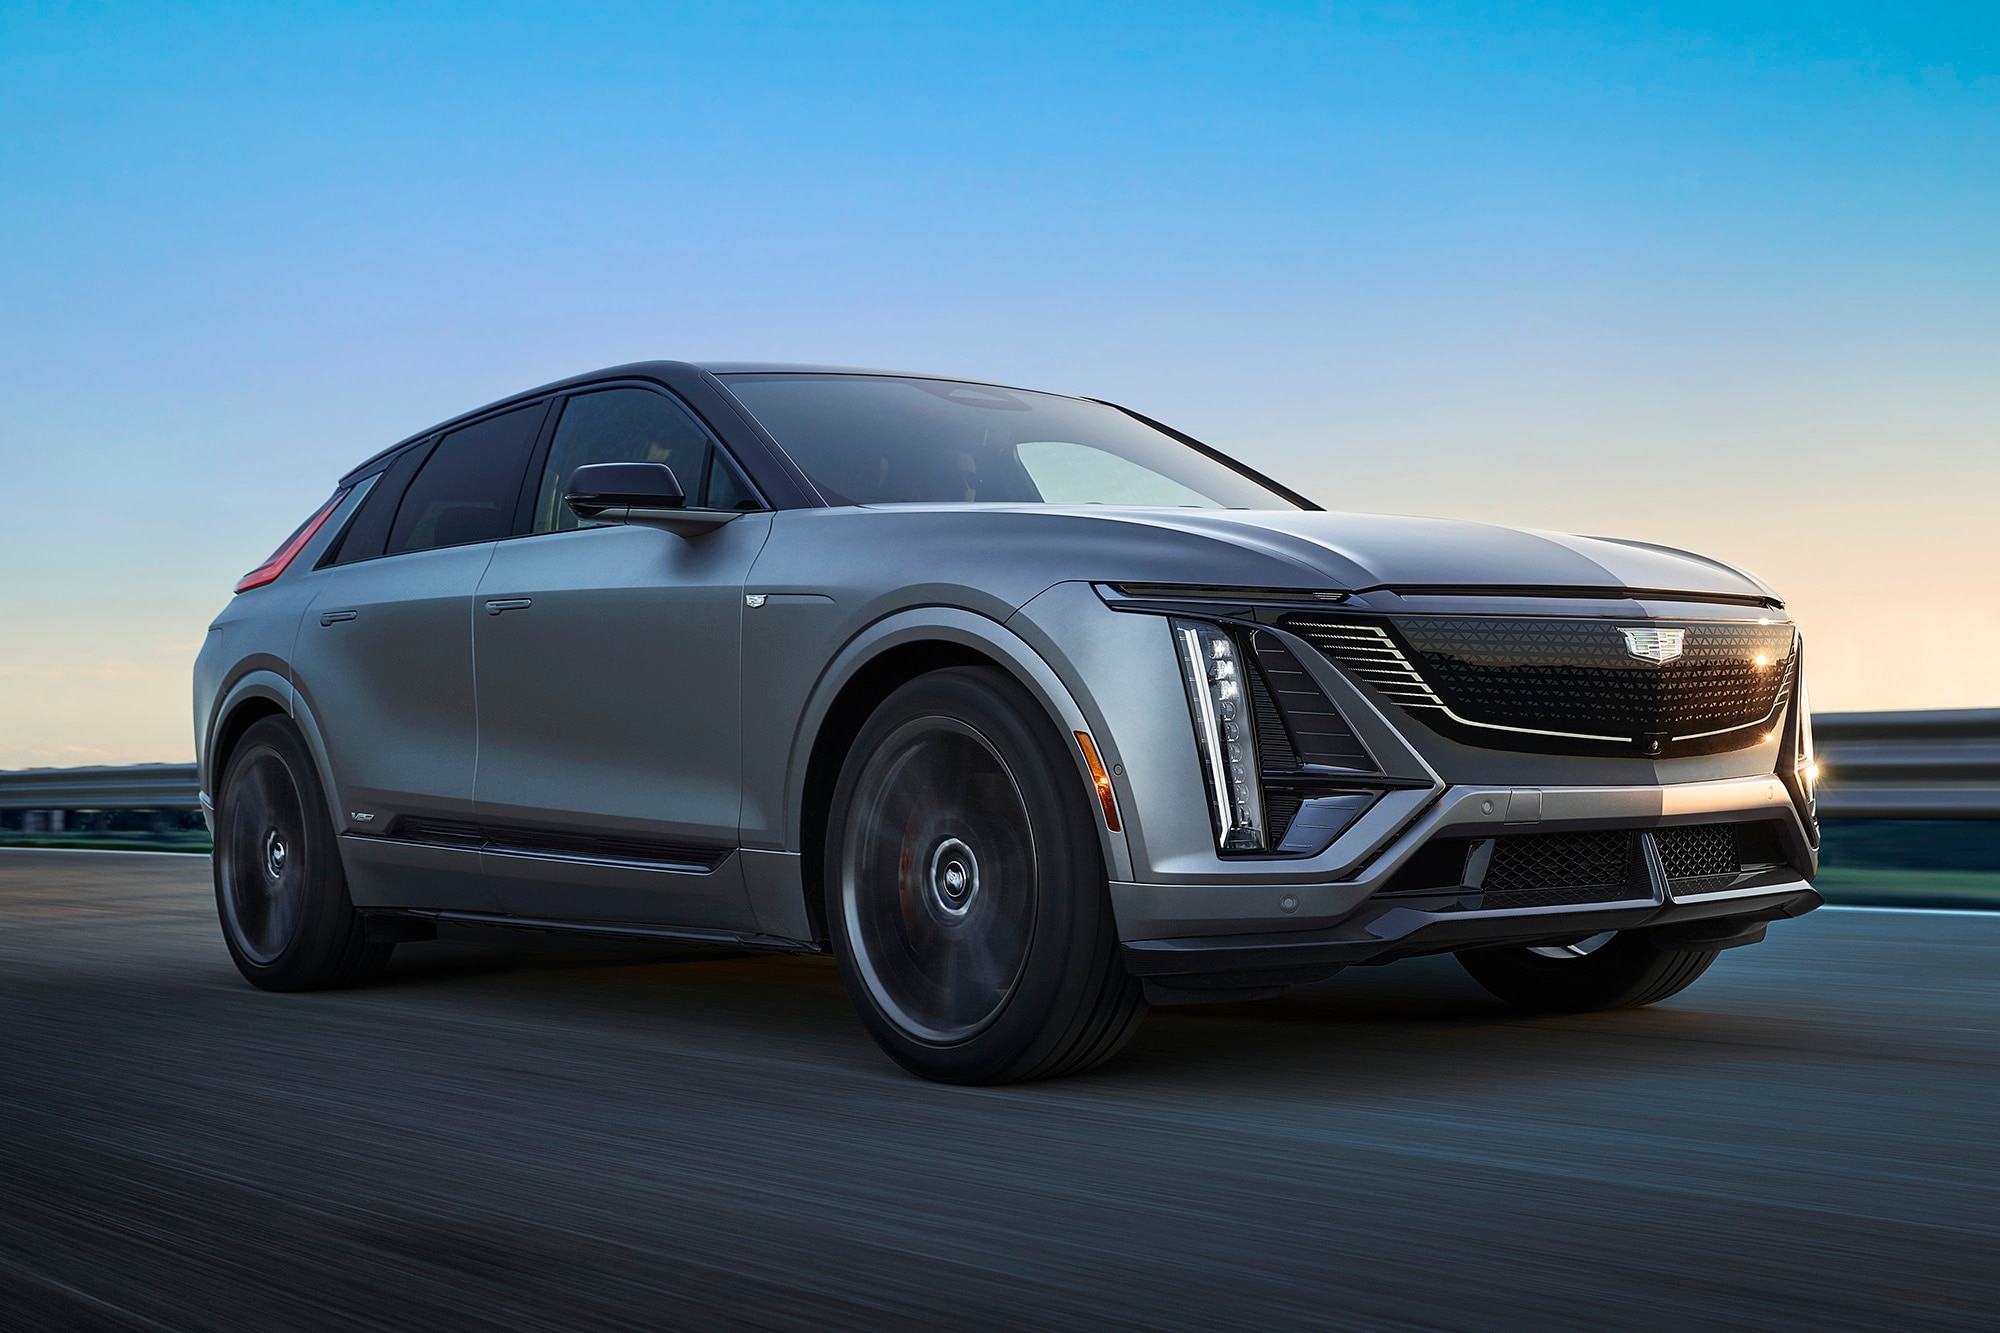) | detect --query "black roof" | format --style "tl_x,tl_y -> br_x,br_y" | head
332,360 -> 1318,512
335,360 -> 1056,485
